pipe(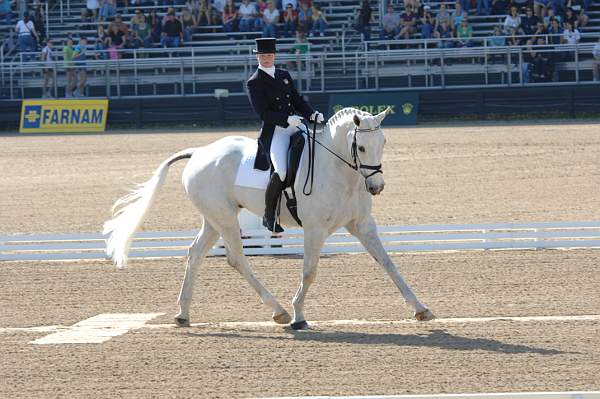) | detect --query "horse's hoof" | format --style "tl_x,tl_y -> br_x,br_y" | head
290,320 -> 310,330
415,309 -> 435,322
273,311 -> 292,325
175,317 -> 190,327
